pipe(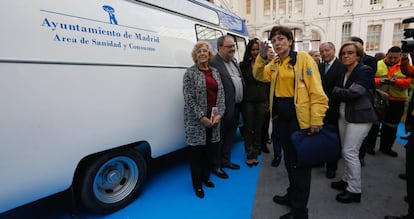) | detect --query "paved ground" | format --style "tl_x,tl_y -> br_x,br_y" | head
252,140 -> 408,219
